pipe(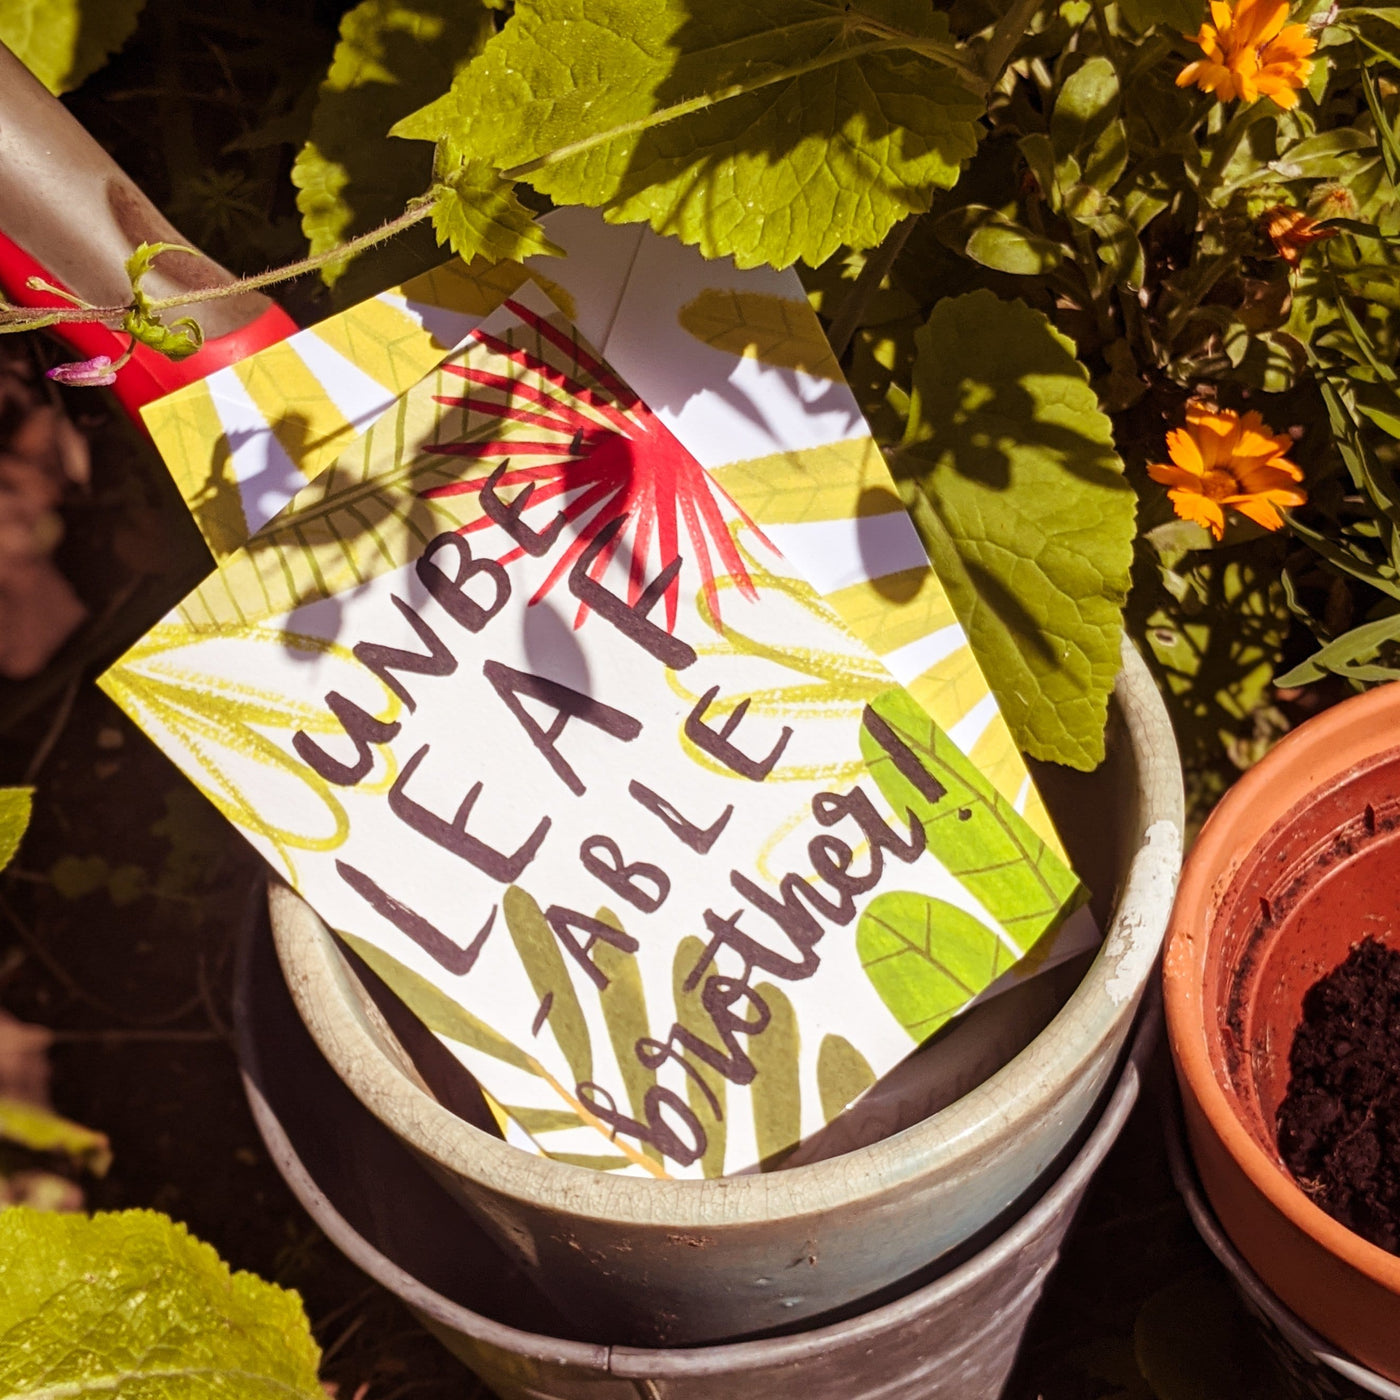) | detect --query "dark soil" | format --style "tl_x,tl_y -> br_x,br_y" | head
1277,936 -> 1400,1254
